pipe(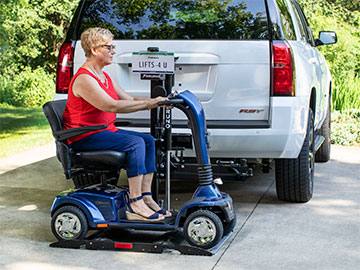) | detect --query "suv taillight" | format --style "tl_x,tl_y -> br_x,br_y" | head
272,41 -> 294,96
56,41 -> 75,94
